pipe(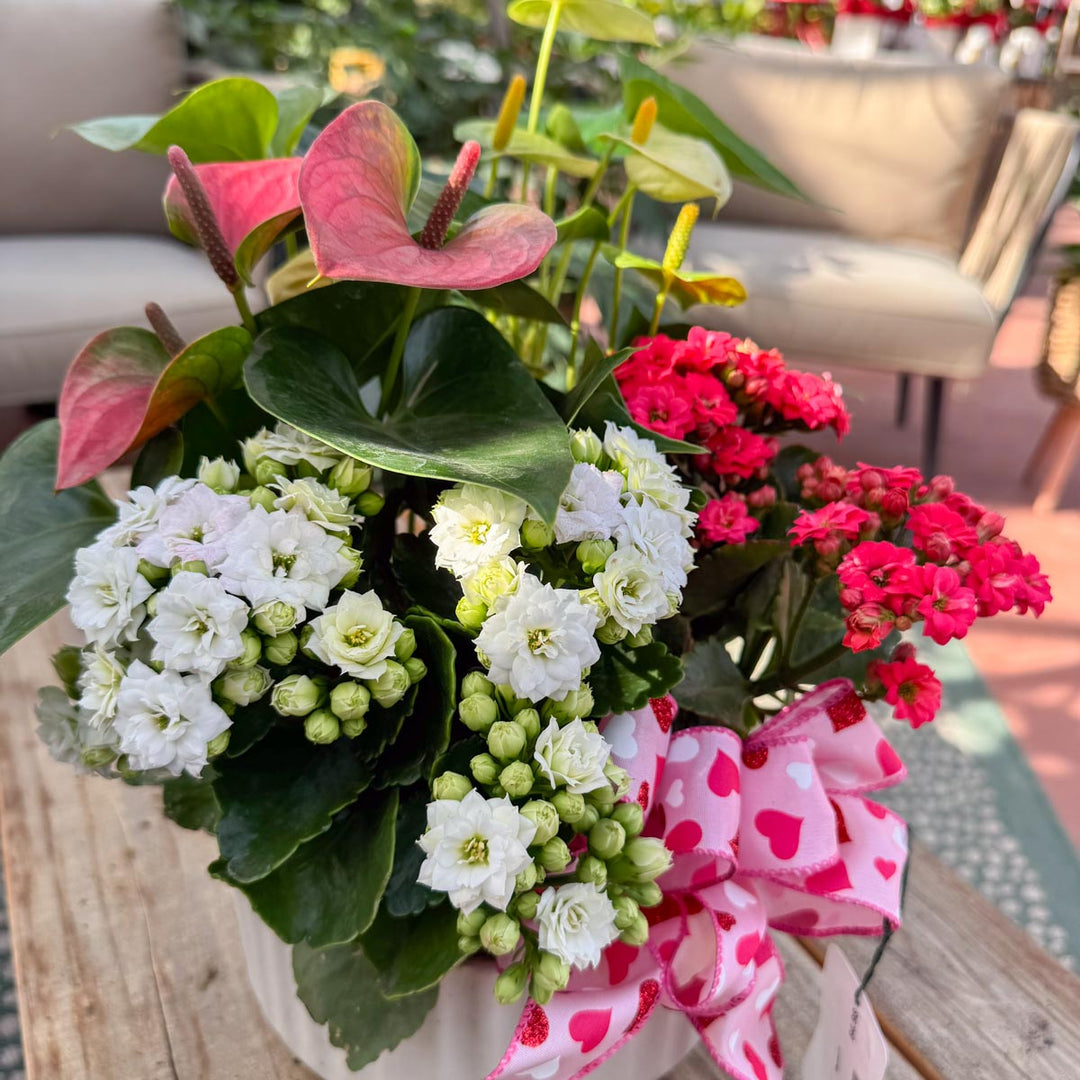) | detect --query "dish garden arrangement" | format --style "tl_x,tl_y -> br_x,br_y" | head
0,3 -> 1050,1078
